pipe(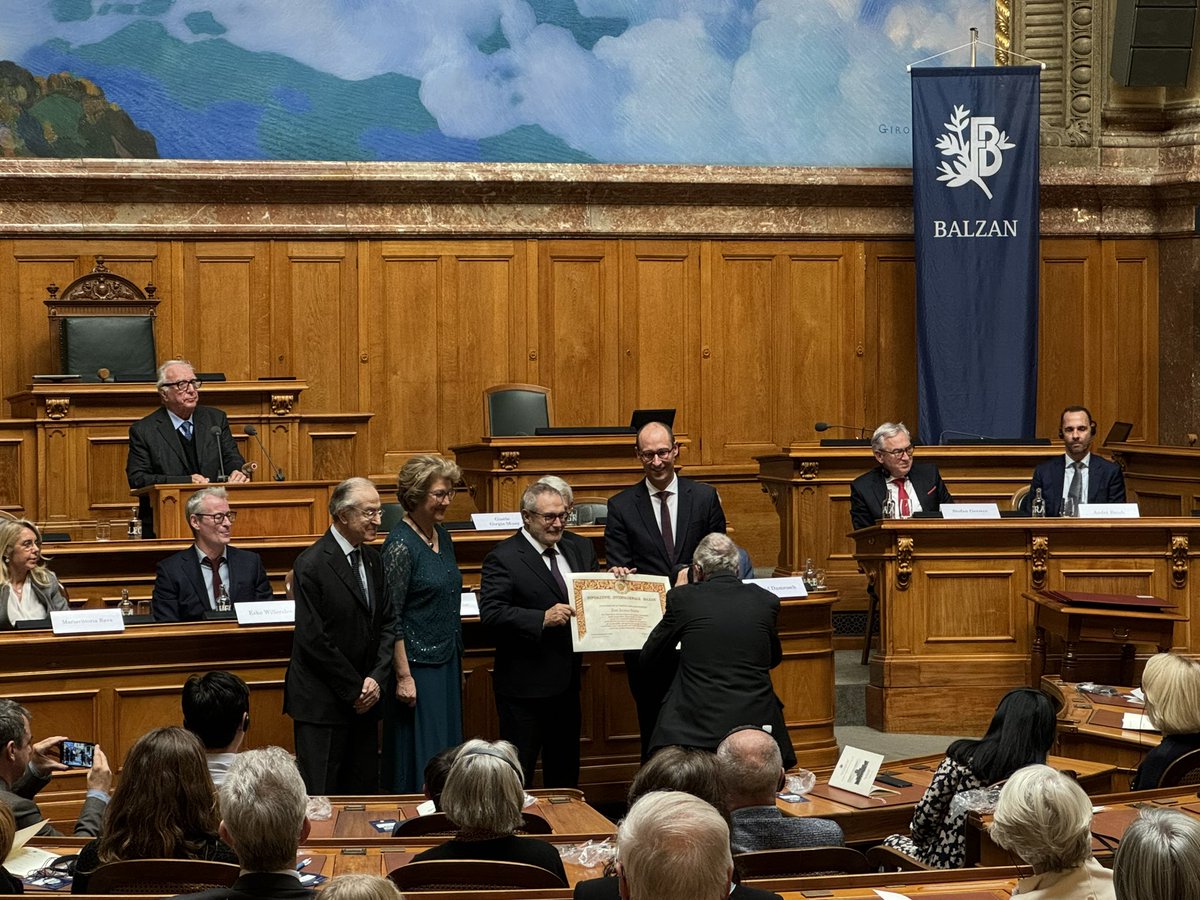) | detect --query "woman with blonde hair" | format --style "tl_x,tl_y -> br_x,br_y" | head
989,765 -> 1114,899
0,520 -> 67,629
322,874 -> 404,900
1130,653 -> 1200,790
71,727 -> 236,892
381,454 -> 465,793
